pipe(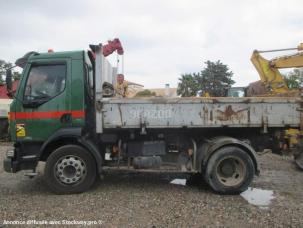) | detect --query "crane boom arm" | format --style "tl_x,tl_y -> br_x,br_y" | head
102,38 -> 124,57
